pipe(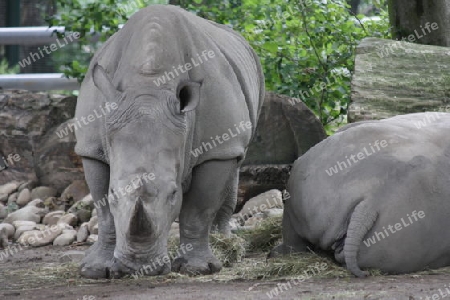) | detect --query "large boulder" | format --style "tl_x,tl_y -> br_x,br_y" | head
34,120 -> 85,193
243,91 -> 326,165
237,164 -> 290,211
0,90 -> 82,189
349,38 -> 450,122
237,92 -> 326,209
